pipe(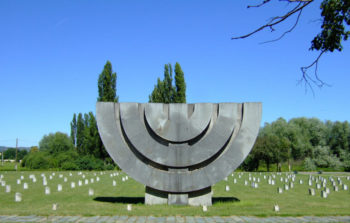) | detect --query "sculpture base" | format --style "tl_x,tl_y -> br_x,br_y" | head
145,186 -> 212,206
